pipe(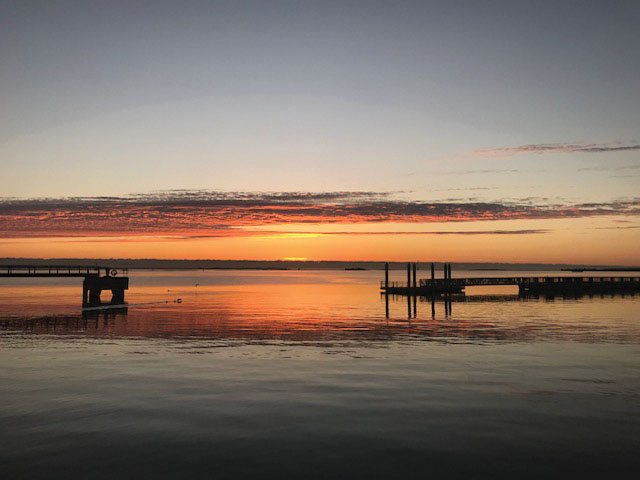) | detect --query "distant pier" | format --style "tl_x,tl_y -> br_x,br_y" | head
0,265 -> 129,307
381,262 -> 640,296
